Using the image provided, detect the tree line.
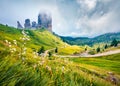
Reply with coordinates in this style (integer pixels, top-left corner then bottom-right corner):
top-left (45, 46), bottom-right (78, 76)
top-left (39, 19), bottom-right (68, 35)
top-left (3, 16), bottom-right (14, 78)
top-left (88, 39), bottom-right (120, 54)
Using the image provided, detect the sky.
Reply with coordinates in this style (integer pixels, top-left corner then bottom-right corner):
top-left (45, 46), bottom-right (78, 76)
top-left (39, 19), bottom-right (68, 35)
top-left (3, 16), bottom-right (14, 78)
top-left (0, 0), bottom-right (120, 37)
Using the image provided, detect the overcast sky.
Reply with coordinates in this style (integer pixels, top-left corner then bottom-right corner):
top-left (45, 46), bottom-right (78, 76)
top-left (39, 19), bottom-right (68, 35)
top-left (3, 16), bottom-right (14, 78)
top-left (0, 0), bottom-right (120, 37)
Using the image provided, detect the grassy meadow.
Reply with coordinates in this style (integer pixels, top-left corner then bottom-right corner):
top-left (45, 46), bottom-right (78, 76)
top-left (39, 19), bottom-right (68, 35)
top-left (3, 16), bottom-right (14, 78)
top-left (58, 45), bottom-right (84, 55)
top-left (70, 53), bottom-right (120, 74)
top-left (0, 24), bottom-right (120, 86)
top-left (70, 53), bottom-right (120, 85)
top-left (0, 24), bottom-right (65, 48)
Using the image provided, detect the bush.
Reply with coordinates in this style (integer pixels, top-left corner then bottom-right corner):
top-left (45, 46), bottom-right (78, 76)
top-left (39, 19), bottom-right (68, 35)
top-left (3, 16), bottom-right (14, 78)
top-left (38, 46), bottom-right (45, 55)
top-left (96, 47), bottom-right (100, 53)
top-left (55, 47), bottom-right (58, 53)
top-left (48, 52), bottom-right (52, 57)
top-left (88, 50), bottom-right (96, 55)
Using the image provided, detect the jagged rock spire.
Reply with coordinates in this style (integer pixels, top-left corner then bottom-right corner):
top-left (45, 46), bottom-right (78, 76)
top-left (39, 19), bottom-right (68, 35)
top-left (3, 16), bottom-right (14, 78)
top-left (17, 21), bottom-right (23, 29)
top-left (38, 12), bottom-right (52, 31)
top-left (32, 21), bottom-right (37, 28)
top-left (24, 19), bottom-right (31, 29)
top-left (17, 12), bottom-right (52, 32)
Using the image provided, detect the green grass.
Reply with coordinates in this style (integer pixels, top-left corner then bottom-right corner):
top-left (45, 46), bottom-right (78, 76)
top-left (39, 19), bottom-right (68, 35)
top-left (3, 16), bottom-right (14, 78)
top-left (0, 55), bottom-right (113, 86)
top-left (0, 24), bottom-right (65, 53)
top-left (58, 45), bottom-right (84, 55)
top-left (0, 24), bottom-right (83, 55)
top-left (70, 54), bottom-right (120, 86)
top-left (0, 24), bottom-right (118, 86)
top-left (70, 53), bottom-right (120, 74)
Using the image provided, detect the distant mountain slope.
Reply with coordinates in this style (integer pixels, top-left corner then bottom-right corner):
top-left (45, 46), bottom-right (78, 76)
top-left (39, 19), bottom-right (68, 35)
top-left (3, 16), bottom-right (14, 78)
top-left (0, 24), bottom-right (65, 52)
top-left (60, 32), bottom-right (120, 46)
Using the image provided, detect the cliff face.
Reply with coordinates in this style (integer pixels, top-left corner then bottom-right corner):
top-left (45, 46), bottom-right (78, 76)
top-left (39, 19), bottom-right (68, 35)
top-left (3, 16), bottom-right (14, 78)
top-left (38, 13), bottom-right (52, 32)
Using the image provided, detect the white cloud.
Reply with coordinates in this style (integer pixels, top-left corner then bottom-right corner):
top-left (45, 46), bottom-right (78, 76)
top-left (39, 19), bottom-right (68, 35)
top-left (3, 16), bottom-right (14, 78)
top-left (77, 0), bottom-right (97, 10)
top-left (84, 0), bottom-right (97, 10)
top-left (70, 31), bottom-right (88, 37)
top-left (75, 0), bottom-right (120, 37)
top-left (75, 10), bottom-right (120, 37)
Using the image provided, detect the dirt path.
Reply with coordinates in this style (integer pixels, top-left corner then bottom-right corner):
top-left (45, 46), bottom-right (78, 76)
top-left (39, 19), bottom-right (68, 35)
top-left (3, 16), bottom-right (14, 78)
top-left (82, 49), bottom-right (120, 57)
top-left (43, 48), bottom-right (55, 57)
top-left (54, 49), bottom-right (120, 58)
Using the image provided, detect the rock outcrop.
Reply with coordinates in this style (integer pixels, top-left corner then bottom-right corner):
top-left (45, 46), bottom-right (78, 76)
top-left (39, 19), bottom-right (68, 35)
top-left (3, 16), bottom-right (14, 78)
top-left (38, 13), bottom-right (52, 31)
top-left (24, 19), bottom-right (31, 29)
top-left (17, 12), bottom-right (52, 32)
top-left (17, 21), bottom-right (23, 29)
top-left (32, 21), bottom-right (37, 28)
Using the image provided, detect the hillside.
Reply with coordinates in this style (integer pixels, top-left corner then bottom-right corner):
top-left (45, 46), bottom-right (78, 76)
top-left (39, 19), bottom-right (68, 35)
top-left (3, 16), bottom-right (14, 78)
top-left (0, 24), bottom-right (84, 56)
top-left (70, 53), bottom-right (120, 77)
top-left (0, 24), bottom-right (66, 56)
top-left (70, 53), bottom-right (120, 85)
top-left (0, 24), bottom-right (119, 86)
top-left (60, 32), bottom-right (120, 46)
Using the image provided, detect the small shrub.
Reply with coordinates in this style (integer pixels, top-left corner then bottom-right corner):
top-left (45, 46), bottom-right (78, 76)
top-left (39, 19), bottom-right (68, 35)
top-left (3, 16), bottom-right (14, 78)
top-left (38, 46), bottom-right (45, 55)
top-left (96, 47), bottom-right (100, 53)
top-left (88, 50), bottom-right (96, 55)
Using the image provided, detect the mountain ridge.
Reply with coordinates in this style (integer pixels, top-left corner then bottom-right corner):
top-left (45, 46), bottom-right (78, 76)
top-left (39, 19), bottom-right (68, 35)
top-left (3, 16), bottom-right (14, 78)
top-left (60, 32), bottom-right (120, 46)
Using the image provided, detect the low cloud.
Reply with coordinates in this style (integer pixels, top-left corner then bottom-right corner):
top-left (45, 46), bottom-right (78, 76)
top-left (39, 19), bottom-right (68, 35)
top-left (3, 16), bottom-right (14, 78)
top-left (77, 0), bottom-right (97, 10)
top-left (75, 0), bottom-right (120, 37)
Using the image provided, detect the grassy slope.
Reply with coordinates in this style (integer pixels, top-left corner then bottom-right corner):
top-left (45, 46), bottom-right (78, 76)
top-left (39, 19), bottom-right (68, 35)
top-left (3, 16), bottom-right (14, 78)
top-left (0, 24), bottom-right (117, 86)
top-left (0, 24), bottom-right (84, 55)
top-left (70, 54), bottom-right (120, 86)
top-left (25, 29), bottom-right (66, 49)
top-left (70, 53), bottom-right (120, 74)
top-left (71, 54), bottom-right (120, 82)
top-left (58, 45), bottom-right (84, 55)
top-left (0, 24), bottom-right (65, 52)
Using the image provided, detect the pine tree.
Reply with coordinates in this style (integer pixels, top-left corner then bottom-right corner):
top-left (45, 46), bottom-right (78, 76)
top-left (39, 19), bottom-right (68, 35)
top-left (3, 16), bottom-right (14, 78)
top-left (85, 47), bottom-right (87, 51)
top-left (111, 39), bottom-right (118, 47)
top-left (96, 47), bottom-right (100, 53)
top-left (104, 44), bottom-right (108, 49)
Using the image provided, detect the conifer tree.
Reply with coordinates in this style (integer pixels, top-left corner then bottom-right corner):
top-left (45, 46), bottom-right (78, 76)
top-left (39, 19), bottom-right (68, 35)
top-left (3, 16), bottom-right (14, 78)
top-left (96, 47), bottom-right (100, 53)
top-left (111, 39), bottom-right (118, 47)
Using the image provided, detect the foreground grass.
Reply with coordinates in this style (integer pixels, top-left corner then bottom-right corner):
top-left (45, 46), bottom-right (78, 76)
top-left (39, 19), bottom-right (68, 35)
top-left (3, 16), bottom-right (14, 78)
top-left (0, 54), bottom-right (113, 86)
top-left (70, 54), bottom-right (120, 86)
